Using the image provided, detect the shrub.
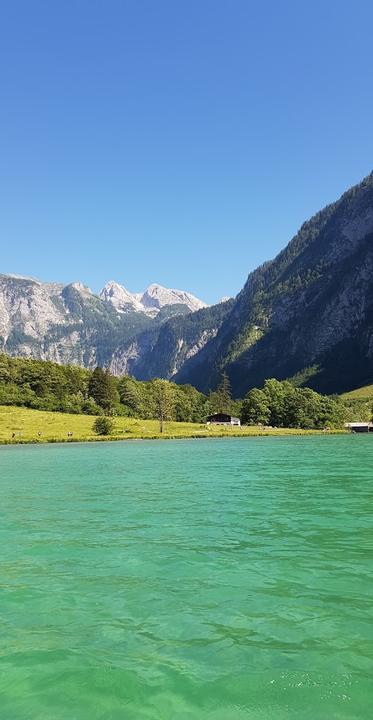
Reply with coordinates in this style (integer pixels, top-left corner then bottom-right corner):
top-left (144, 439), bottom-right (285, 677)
top-left (92, 416), bottom-right (114, 436)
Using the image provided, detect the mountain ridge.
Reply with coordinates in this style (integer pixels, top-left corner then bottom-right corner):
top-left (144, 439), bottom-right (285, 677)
top-left (2, 171), bottom-right (373, 396)
top-left (0, 273), bottom-right (221, 374)
top-left (176, 171), bottom-right (373, 395)
top-left (99, 280), bottom-right (207, 316)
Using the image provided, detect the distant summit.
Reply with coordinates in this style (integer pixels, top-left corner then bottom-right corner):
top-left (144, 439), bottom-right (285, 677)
top-left (99, 280), bottom-right (144, 314)
top-left (0, 273), bottom-right (214, 372)
top-left (99, 280), bottom-right (207, 315)
top-left (3, 172), bottom-right (373, 396)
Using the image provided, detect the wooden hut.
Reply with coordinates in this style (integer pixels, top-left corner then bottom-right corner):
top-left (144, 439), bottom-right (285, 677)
top-left (206, 413), bottom-right (241, 427)
top-left (345, 422), bottom-right (373, 433)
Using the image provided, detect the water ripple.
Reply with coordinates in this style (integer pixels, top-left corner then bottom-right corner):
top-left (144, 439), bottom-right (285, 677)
top-left (0, 436), bottom-right (372, 718)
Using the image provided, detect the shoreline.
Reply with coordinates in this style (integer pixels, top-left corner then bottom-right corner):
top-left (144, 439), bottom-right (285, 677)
top-left (0, 429), bottom-right (346, 447)
top-left (0, 404), bottom-right (347, 446)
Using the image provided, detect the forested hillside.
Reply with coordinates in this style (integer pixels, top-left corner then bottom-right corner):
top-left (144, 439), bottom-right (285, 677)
top-left (109, 300), bottom-right (234, 378)
top-left (177, 172), bottom-right (373, 396)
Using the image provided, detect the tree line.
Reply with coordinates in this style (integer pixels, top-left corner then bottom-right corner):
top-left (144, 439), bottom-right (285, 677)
top-left (0, 354), bottom-right (238, 424)
top-left (0, 353), bottom-right (367, 428)
top-left (241, 378), bottom-right (348, 429)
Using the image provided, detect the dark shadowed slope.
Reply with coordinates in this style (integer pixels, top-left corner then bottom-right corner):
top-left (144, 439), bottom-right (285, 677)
top-left (176, 172), bottom-right (373, 396)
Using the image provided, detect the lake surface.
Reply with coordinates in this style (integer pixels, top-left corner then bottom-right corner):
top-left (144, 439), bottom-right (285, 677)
top-left (1, 436), bottom-right (373, 719)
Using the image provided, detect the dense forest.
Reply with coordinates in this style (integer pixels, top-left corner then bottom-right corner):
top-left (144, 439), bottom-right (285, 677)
top-left (242, 379), bottom-right (349, 429)
top-left (0, 354), bottom-right (369, 428)
top-left (0, 354), bottom-right (241, 423)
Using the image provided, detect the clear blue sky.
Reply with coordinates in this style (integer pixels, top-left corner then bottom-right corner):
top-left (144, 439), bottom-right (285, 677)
top-left (1, 1), bottom-right (372, 304)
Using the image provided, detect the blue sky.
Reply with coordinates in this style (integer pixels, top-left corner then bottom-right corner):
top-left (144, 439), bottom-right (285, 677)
top-left (0, 1), bottom-right (372, 304)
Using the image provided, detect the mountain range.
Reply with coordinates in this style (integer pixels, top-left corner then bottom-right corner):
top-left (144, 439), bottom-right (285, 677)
top-left (0, 275), bottom-right (226, 374)
top-left (2, 171), bottom-right (373, 396)
top-left (99, 281), bottom-right (207, 316)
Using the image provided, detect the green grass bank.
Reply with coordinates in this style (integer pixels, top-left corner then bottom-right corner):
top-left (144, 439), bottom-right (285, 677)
top-left (0, 406), bottom-right (346, 445)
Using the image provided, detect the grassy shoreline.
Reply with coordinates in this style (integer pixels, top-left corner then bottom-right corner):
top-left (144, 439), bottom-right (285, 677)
top-left (0, 405), bottom-right (346, 445)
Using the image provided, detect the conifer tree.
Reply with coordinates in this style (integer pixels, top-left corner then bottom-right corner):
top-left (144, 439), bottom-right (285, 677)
top-left (209, 372), bottom-right (232, 413)
top-left (88, 367), bottom-right (117, 413)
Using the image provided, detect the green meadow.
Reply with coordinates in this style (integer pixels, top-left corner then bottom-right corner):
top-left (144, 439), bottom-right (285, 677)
top-left (0, 405), bottom-right (342, 445)
top-left (341, 384), bottom-right (373, 400)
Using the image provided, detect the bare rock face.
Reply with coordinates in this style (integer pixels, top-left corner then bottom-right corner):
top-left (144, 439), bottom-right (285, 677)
top-left (109, 334), bottom-right (154, 377)
top-left (99, 281), bottom-right (145, 314)
top-left (99, 280), bottom-right (207, 315)
top-left (0, 276), bottom-right (66, 347)
top-left (140, 284), bottom-right (207, 313)
top-left (0, 273), bottom-right (217, 378)
top-left (0, 276), bottom-right (114, 367)
top-left (108, 301), bottom-right (234, 380)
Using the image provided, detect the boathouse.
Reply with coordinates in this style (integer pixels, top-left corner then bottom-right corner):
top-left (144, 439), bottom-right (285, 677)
top-left (206, 413), bottom-right (241, 427)
top-left (345, 422), bottom-right (373, 433)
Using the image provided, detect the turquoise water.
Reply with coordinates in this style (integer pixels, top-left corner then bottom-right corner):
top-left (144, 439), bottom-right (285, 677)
top-left (0, 436), bottom-right (373, 719)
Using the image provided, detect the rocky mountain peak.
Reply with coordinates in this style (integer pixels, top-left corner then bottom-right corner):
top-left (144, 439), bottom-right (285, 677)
top-left (140, 283), bottom-right (207, 312)
top-left (70, 282), bottom-right (93, 296)
top-left (99, 280), bottom-right (207, 315)
top-left (0, 273), bottom-right (216, 374)
top-left (99, 281), bottom-right (144, 313)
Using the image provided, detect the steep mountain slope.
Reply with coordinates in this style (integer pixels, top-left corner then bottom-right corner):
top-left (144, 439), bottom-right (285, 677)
top-left (0, 276), bottom-right (153, 367)
top-left (176, 172), bottom-right (373, 396)
top-left (0, 274), bottom-right (213, 373)
top-left (109, 300), bottom-right (234, 379)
